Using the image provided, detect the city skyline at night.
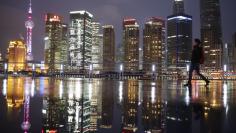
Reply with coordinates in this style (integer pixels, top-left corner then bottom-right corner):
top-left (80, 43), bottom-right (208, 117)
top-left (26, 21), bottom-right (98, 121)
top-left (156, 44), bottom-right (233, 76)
top-left (0, 0), bottom-right (235, 61)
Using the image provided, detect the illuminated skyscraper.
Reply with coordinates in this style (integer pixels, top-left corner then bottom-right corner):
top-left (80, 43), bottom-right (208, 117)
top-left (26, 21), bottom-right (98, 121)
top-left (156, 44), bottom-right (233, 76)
top-left (69, 11), bottom-right (93, 71)
top-left (44, 13), bottom-right (67, 71)
top-left (7, 40), bottom-right (26, 72)
top-left (200, 0), bottom-right (223, 69)
top-left (25, 0), bottom-right (34, 61)
top-left (92, 22), bottom-right (103, 72)
top-left (123, 18), bottom-right (139, 72)
top-left (103, 25), bottom-right (115, 71)
top-left (143, 17), bottom-right (165, 72)
top-left (167, 0), bottom-right (192, 67)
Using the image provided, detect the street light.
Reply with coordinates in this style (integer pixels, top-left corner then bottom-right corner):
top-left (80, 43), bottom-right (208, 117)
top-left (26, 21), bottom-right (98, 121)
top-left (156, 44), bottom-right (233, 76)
top-left (4, 63), bottom-right (8, 70)
top-left (89, 64), bottom-right (93, 80)
top-left (224, 64), bottom-right (227, 72)
top-left (152, 64), bottom-right (156, 72)
top-left (120, 64), bottom-right (123, 72)
top-left (89, 64), bottom-right (93, 72)
top-left (32, 64), bottom-right (35, 71)
top-left (120, 64), bottom-right (123, 80)
top-left (186, 64), bottom-right (190, 72)
top-left (60, 64), bottom-right (64, 73)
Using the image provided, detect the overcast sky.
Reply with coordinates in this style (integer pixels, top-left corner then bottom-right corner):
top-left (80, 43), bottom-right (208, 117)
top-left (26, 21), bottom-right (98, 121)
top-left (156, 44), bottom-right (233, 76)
top-left (0, 0), bottom-right (235, 61)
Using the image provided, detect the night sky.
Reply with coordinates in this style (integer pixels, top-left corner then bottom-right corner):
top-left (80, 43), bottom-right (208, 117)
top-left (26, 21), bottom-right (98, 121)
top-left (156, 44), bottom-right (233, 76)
top-left (0, 0), bottom-right (236, 61)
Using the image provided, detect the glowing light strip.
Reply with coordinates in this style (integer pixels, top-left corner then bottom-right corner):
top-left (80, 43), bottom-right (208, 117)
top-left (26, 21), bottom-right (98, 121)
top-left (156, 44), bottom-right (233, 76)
top-left (168, 16), bottom-right (192, 21)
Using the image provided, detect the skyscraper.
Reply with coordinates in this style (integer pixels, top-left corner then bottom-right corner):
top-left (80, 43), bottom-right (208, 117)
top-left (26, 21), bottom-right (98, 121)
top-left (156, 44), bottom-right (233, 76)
top-left (69, 11), bottom-right (93, 72)
top-left (25, 0), bottom-right (34, 61)
top-left (143, 17), bottom-right (165, 72)
top-left (103, 25), bottom-right (115, 72)
top-left (167, 0), bottom-right (192, 67)
top-left (123, 18), bottom-right (139, 72)
top-left (92, 22), bottom-right (103, 72)
top-left (7, 40), bottom-right (26, 72)
top-left (200, 0), bottom-right (223, 69)
top-left (61, 24), bottom-right (69, 65)
top-left (44, 13), bottom-right (67, 71)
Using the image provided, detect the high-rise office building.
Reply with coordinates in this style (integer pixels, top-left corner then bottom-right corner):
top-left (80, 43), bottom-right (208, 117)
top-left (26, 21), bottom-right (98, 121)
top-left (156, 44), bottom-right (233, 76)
top-left (200, 0), bottom-right (223, 69)
top-left (44, 13), bottom-right (67, 71)
top-left (123, 18), bottom-right (139, 72)
top-left (61, 24), bottom-right (69, 65)
top-left (143, 17), bottom-right (165, 72)
top-left (7, 40), bottom-right (26, 72)
top-left (92, 22), bottom-right (103, 72)
top-left (103, 25), bottom-right (115, 72)
top-left (167, 0), bottom-right (192, 67)
top-left (69, 11), bottom-right (93, 71)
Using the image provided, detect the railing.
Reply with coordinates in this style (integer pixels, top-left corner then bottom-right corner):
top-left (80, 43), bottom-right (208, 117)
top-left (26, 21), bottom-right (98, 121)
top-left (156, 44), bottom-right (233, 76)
top-left (0, 61), bottom-right (236, 80)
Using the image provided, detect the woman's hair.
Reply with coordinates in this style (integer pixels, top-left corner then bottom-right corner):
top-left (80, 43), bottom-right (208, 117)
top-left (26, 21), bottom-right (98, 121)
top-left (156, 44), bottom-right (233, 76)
top-left (194, 38), bottom-right (201, 45)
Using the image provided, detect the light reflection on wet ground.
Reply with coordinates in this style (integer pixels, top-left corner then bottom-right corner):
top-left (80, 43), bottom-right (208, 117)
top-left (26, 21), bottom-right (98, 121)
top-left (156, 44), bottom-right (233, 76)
top-left (0, 77), bottom-right (236, 133)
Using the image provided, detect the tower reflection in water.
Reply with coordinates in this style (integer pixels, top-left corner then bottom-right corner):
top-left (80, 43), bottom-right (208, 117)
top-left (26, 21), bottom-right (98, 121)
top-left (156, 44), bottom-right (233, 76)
top-left (1, 77), bottom-right (35, 132)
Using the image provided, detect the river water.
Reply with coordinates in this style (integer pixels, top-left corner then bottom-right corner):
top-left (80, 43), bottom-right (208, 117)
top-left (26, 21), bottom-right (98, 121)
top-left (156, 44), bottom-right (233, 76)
top-left (0, 77), bottom-right (236, 133)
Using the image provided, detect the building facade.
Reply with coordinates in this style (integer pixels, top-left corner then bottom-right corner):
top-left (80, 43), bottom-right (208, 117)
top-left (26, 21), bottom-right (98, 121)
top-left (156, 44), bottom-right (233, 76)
top-left (7, 40), bottom-right (26, 72)
top-left (92, 22), bottom-right (103, 72)
top-left (68, 11), bottom-right (93, 72)
top-left (143, 17), bottom-right (165, 72)
top-left (123, 18), bottom-right (139, 72)
top-left (167, 0), bottom-right (192, 68)
top-left (44, 13), bottom-right (67, 71)
top-left (200, 0), bottom-right (223, 69)
top-left (103, 25), bottom-right (115, 72)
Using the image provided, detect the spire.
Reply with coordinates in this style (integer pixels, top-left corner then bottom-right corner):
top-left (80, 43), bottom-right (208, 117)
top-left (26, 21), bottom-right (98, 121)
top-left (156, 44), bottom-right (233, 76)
top-left (28, 0), bottom-right (32, 14)
top-left (173, 0), bottom-right (185, 14)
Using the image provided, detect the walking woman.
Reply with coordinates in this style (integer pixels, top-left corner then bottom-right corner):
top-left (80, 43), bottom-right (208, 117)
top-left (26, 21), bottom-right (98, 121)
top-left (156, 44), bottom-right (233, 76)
top-left (184, 38), bottom-right (210, 86)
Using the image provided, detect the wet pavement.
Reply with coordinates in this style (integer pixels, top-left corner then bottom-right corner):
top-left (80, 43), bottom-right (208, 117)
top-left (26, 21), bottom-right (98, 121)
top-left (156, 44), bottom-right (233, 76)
top-left (0, 77), bottom-right (236, 133)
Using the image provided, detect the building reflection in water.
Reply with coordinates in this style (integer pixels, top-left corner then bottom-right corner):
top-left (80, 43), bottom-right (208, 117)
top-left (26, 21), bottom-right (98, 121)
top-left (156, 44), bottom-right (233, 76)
top-left (1, 77), bottom-right (236, 132)
top-left (7, 78), bottom-right (24, 109)
top-left (100, 80), bottom-right (114, 129)
top-left (122, 80), bottom-right (139, 132)
top-left (42, 78), bottom-right (96, 133)
top-left (142, 81), bottom-right (164, 133)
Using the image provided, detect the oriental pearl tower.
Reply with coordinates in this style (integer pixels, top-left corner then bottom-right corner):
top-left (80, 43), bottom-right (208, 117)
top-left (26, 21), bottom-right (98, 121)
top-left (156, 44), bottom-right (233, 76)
top-left (25, 0), bottom-right (34, 61)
